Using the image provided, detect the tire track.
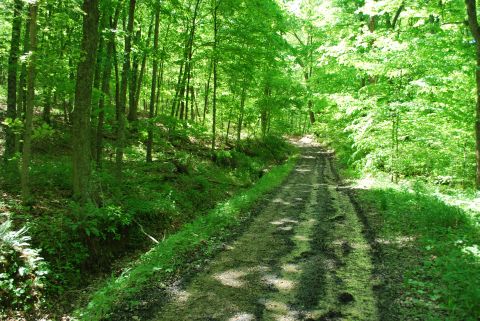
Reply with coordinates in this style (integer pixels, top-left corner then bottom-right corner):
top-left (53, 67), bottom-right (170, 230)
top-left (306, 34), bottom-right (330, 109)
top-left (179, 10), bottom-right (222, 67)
top-left (146, 143), bottom-right (379, 321)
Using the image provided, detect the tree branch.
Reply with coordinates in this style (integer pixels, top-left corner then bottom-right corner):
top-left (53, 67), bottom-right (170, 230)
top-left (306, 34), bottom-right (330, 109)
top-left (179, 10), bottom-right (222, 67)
top-left (292, 30), bottom-right (305, 47)
top-left (391, 2), bottom-right (405, 29)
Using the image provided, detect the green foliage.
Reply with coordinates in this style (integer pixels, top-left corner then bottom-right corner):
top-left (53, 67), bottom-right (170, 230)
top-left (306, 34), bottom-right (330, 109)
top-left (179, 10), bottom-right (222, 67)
top-left (29, 157), bottom-right (73, 192)
top-left (32, 123), bottom-right (55, 141)
top-left (3, 0), bottom-right (478, 317)
top-left (0, 219), bottom-right (48, 318)
top-left (69, 202), bottom-right (132, 240)
top-left (301, 0), bottom-right (476, 187)
top-left (238, 135), bottom-right (294, 164)
top-left (2, 117), bottom-right (24, 135)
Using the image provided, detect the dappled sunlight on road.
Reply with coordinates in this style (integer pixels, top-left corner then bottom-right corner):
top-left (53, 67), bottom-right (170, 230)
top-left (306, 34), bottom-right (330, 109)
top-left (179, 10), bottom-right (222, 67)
top-left (227, 312), bottom-right (255, 321)
top-left (262, 274), bottom-right (296, 291)
top-left (272, 198), bottom-right (291, 205)
top-left (213, 269), bottom-right (248, 288)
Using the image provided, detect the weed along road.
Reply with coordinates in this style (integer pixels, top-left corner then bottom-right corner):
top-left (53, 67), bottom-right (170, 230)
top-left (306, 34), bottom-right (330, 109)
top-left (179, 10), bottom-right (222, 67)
top-left (150, 140), bottom-right (378, 321)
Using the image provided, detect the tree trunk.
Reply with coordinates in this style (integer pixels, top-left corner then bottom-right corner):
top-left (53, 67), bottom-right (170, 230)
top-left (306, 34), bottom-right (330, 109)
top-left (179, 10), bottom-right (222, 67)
top-left (184, 0), bottom-right (201, 123)
top-left (369, 15), bottom-right (376, 32)
top-left (96, 5), bottom-right (121, 168)
top-left (18, 18), bottom-right (30, 128)
top-left (212, 0), bottom-right (218, 152)
top-left (146, 6), bottom-right (160, 163)
top-left (42, 90), bottom-right (51, 125)
top-left (203, 60), bottom-right (212, 125)
top-left (155, 62), bottom-right (164, 115)
top-left (156, 23), bottom-right (172, 115)
top-left (466, 0), bottom-right (480, 188)
top-left (185, 67), bottom-right (191, 122)
top-left (133, 17), bottom-right (154, 116)
top-left (21, 3), bottom-right (38, 203)
top-left (308, 102), bottom-right (315, 124)
top-left (172, 25), bottom-right (191, 119)
top-left (236, 84), bottom-right (247, 146)
top-left (128, 29), bottom-right (142, 123)
top-left (113, 44), bottom-right (120, 119)
top-left (261, 86), bottom-right (270, 138)
top-left (191, 86), bottom-right (199, 121)
top-left (177, 68), bottom-right (187, 120)
top-left (171, 61), bottom-right (184, 117)
top-left (391, 3), bottom-right (404, 29)
top-left (71, 0), bottom-right (100, 203)
top-left (4, 0), bottom-right (23, 160)
top-left (90, 17), bottom-right (106, 161)
top-left (116, 0), bottom-right (136, 177)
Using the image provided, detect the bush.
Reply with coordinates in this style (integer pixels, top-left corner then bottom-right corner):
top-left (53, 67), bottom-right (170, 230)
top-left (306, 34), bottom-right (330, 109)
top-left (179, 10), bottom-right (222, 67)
top-left (0, 220), bottom-right (48, 318)
top-left (237, 135), bottom-right (293, 164)
top-left (68, 202), bottom-right (133, 241)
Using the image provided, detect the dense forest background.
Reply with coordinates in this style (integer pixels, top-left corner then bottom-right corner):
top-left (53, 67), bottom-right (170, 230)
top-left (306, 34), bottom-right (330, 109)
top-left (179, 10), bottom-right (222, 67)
top-left (1, 0), bottom-right (480, 319)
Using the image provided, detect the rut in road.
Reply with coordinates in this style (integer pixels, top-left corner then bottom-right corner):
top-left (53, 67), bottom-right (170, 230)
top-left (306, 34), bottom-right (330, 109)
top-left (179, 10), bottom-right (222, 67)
top-left (151, 144), bottom-right (378, 321)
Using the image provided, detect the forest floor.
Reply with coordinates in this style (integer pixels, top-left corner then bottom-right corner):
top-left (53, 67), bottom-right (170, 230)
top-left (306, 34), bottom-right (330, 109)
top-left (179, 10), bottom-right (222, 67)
top-left (112, 138), bottom-right (381, 321)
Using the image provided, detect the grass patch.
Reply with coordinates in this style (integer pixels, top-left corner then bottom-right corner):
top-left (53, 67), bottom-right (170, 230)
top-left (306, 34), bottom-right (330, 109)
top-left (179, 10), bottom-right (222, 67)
top-left (74, 155), bottom-right (297, 321)
top-left (357, 185), bottom-right (480, 321)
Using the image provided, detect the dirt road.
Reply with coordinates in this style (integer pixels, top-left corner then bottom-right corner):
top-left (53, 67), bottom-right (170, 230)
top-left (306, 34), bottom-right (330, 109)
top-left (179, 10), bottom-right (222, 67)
top-left (150, 142), bottom-right (378, 321)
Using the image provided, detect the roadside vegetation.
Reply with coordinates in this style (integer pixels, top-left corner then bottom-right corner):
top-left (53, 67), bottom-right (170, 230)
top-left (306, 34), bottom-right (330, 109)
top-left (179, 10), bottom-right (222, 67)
top-left (356, 183), bottom-right (480, 321)
top-left (0, 128), bottom-right (294, 319)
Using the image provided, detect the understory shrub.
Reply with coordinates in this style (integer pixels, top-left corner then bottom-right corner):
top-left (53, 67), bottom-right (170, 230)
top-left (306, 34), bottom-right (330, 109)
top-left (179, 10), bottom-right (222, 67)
top-left (0, 219), bottom-right (48, 318)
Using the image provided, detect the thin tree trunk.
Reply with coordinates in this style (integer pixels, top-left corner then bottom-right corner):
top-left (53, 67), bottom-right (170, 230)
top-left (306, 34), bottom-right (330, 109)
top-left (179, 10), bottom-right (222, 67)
top-left (302, 31), bottom-right (315, 125)
top-left (177, 68), bottom-right (187, 119)
top-left (236, 84), bottom-right (247, 146)
top-left (391, 2), bottom-right (404, 29)
top-left (133, 16), bottom-right (154, 115)
top-left (185, 66), bottom-right (192, 122)
top-left (171, 61), bottom-right (184, 117)
top-left (156, 22), bottom-right (171, 115)
top-left (192, 86), bottom-right (199, 121)
top-left (172, 25), bottom-right (191, 119)
top-left (113, 44), bottom-right (120, 120)
top-left (90, 17), bottom-right (106, 160)
top-left (155, 64), bottom-right (163, 116)
top-left (42, 90), bottom-right (51, 125)
top-left (72, 0), bottom-right (100, 203)
top-left (179, 100), bottom-right (185, 120)
top-left (66, 57), bottom-right (75, 124)
top-left (261, 86), bottom-right (270, 138)
top-left (4, 0), bottom-right (23, 160)
top-left (128, 28), bottom-right (142, 123)
top-left (18, 18), bottom-right (30, 128)
top-left (211, 0), bottom-right (218, 152)
top-left (96, 5), bottom-right (121, 168)
top-left (369, 15), bottom-right (376, 32)
top-left (308, 101), bottom-right (315, 124)
top-left (466, 0), bottom-right (480, 188)
top-left (116, 0), bottom-right (136, 177)
top-left (21, 3), bottom-right (39, 203)
top-left (146, 5), bottom-right (160, 163)
top-left (203, 60), bottom-right (212, 125)
top-left (183, 0), bottom-right (201, 122)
